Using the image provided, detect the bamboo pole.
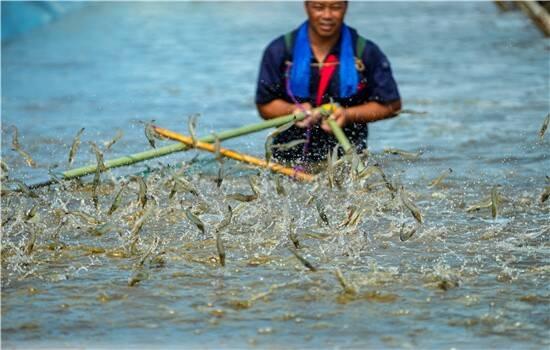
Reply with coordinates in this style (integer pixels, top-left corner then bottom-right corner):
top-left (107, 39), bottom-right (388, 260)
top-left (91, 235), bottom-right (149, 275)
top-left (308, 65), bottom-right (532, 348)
top-left (326, 118), bottom-right (366, 173)
top-left (516, 1), bottom-right (550, 37)
top-left (153, 126), bottom-right (314, 182)
top-left (28, 104), bottom-right (336, 187)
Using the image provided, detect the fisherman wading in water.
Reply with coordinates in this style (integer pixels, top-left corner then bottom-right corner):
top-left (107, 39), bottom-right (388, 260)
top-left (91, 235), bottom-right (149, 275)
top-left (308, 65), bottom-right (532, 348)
top-left (256, 0), bottom-right (401, 165)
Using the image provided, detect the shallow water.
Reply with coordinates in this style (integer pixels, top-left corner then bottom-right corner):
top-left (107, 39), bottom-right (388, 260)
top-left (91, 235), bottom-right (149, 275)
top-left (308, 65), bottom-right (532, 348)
top-left (1, 2), bottom-right (549, 349)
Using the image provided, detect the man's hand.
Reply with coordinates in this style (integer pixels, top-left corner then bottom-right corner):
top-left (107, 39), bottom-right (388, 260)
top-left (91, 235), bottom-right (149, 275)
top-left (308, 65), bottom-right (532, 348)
top-left (295, 103), bottom-right (322, 128)
top-left (321, 106), bottom-right (348, 133)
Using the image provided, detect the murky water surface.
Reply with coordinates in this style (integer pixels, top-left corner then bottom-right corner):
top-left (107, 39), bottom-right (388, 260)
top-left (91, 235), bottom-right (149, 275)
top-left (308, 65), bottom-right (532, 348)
top-left (2, 2), bottom-right (549, 349)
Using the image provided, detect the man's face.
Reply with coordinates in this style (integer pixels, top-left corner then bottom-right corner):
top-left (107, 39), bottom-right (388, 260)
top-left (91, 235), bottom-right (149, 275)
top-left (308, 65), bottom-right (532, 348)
top-left (305, 1), bottom-right (347, 39)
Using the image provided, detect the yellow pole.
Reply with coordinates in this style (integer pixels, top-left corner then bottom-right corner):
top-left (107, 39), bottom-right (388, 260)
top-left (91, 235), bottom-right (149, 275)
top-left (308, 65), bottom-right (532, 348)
top-left (153, 126), bottom-right (315, 182)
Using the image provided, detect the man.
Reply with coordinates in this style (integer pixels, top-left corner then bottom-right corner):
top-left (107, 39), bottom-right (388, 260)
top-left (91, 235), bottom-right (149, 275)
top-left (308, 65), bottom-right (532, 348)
top-left (255, 0), bottom-right (401, 164)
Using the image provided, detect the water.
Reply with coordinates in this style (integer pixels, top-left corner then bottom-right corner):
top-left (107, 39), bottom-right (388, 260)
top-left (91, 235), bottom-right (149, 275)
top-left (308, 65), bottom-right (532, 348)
top-left (2, 2), bottom-right (549, 349)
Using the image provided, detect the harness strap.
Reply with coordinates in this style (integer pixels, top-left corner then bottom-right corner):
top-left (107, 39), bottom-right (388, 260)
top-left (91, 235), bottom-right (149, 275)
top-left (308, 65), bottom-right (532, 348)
top-left (316, 54), bottom-right (338, 106)
top-left (284, 31), bottom-right (367, 61)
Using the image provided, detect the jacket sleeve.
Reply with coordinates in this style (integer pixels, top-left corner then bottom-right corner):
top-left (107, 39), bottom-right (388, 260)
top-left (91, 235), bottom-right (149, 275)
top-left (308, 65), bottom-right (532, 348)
top-left (255, 36), bottom-right (287, 105)
top-left (363, 41), bottom-right (400, 104)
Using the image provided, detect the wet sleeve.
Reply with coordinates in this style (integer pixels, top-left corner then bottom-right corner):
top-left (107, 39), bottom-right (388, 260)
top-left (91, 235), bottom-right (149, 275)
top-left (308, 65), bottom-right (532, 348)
top-left (364, 42), bottom-right (400, 104)
top-left (255, 37), bottom-right (287, 105)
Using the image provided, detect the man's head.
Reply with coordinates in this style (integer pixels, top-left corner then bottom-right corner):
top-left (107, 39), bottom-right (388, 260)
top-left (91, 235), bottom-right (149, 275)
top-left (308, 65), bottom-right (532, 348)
top-left (305, 1), bottom-right (347, 40)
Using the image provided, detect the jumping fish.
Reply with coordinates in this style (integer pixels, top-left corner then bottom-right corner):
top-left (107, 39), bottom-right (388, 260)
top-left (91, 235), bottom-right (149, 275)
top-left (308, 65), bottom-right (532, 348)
top-left (169, 172), bottom-right (199, 198)
top-left (288, 217), bottom-right (299, 249)
top-left (400, 188), bottom-right (423, 224)
top-left (24, 232), bottom-right (37, 255)
top-left (138, 236), bottom-right (159, 266)
top-left (108, 184), bottom-right (126, 215)
top-left (216, 231), bottom-right (225, 267)
top-left (90, 142), bottom-right (106, 208)
top-left (216, 205), bottom-right (233, 232)
top-left (271, 139), bottom-right (307, 151)
top-left (215, 163), bottom-right (224, 188)
top-left (334, 268), bottom-right (357, 295)
top-left (184, 207), bottom-right (205, 234)
top-left (188, 114), bottom-right (199, 147)
top-left (1, 160), bottom-right (9, 180)
top-left (399, 223), bottom-right (418, 242)
top-left (274, 175), bottom-right (286, 196)
top-left (540, 113), bottom-right (549, 140)
top-left (265, 119), bottom-right (296, 164)
top-left (225, 193), bottom-right (257, 202)
top-left (289, 247), bottom-right (317, 272)
top-left (130, 206), bottom-right (153, 237)
top-left (213, 133), bottom-right (222, 162)
top-left (104, 130), bottom-right (123, 150)
top-left (315, 199), bottom-right (329, 226)
top-left (132, 176), bottom-right (148, 208)
top-left (373, 164), bottom-right (397, 195)
top-left (143, 120), bottom-right (160, 148)
top-left (7, 179), bottom-right (39, 198)
top-left (128, 270), bottom-right (149, 287)
top-left (68, 210), bottom-right (101, 225)
top-left (541, 186), bottom-right (550, 203)
top-left (429, 168), bottom-right (453, 188)
top-left (491, 186), bottom-right (498, 219)
top-left (68, 128), bottom-right (85, 166)
top-left (11, 126), bottom-right (36, 167)
top-left (383, 148), bottom-right (422, 160)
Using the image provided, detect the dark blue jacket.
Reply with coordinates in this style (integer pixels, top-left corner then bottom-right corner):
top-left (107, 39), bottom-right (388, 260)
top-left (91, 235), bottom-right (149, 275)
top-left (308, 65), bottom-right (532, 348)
top-left (256, 25), bottom-right (400, 162)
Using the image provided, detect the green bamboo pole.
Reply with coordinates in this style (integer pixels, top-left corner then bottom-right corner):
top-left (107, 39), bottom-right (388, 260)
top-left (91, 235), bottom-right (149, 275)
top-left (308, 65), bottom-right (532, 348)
top-left (326, 119), bottom-right (366, 173)
top-left (31, 104), bottom-right (336, 187)
top-left (326, 119), bottom-right (353, 153)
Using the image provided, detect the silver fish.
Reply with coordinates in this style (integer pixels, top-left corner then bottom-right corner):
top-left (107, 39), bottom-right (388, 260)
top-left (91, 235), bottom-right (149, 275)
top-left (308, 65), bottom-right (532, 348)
top-left (11, 126), bottom-right (37, 167)
top-left (216, 231), bottom-right (225, 267)
top-left (68, 210), bottom-right (101, 225)
top-left (108, 184), bottom-right (126, 215)
top-left (7, 179), bottom-right (39, 198)
top-left (265, 119), bottom-right (296, 164)
top-left (334, 268), bottom-right (357, 295)
top-left (400, 188), bottom-right (423, 224)
top-left (216, 205), bottom-right (233, 232)
top-left (315, 199), bottom-right (329, 226)
top-left (274, 176), bottom-right (286, 196)
top-left (271, 139), bottom-right (307, 151)
top-left (289, 247), bottom-right (317, 272)
top-left (374, 164), bottom-right (397, 196)
top-left (215, 163), bottom-right (224, 188)
top-left (188, 114), bottom-right (199, 147)
top-left (90, 142), bottom-right (105, 208)
top-left (169, 172), bottom-right (199, 198)
top-left (541, 186), bottom-right (550, 203)
top-left (128, 270), bottom-right (149, 287)
top-left (24, 232), bottom-right (37, 255)
top-left (138, 236), bottom-right (159, 266)
top-left (429, 168), bottom-right (452, 188)
top-left (540, 113), bottom-right (549, 140)
top-left (184, 207), bottom-right (205, 234)
top-left (383, 148), bottom-right (422, 160)
top-left (130, 206), bottom-right (153, 237)
top-left (143, 120), bottom-right (159, 148)
top-left (226, 193), bottom-right (257, 202)
top-left (288, 218), bottom-right (300, 249)
top-left (132, 176), bottom-right (147, 208)
top-left (213, 133), bottom-right (223, 162)
top-left (104, 130), bottom-right (123, 150)
top-left (68, 128), bottom-right (85, 166)
top-left (88, 222), bottom-right (119, 237)
top-left (24, 203), bottom-right (39, 222)
top-left (465, 198), bottom-right (492, 212)
top-left (491, 186), bottom-right (498, 219)
top-left (399, 223), bottom-right (418, 242)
